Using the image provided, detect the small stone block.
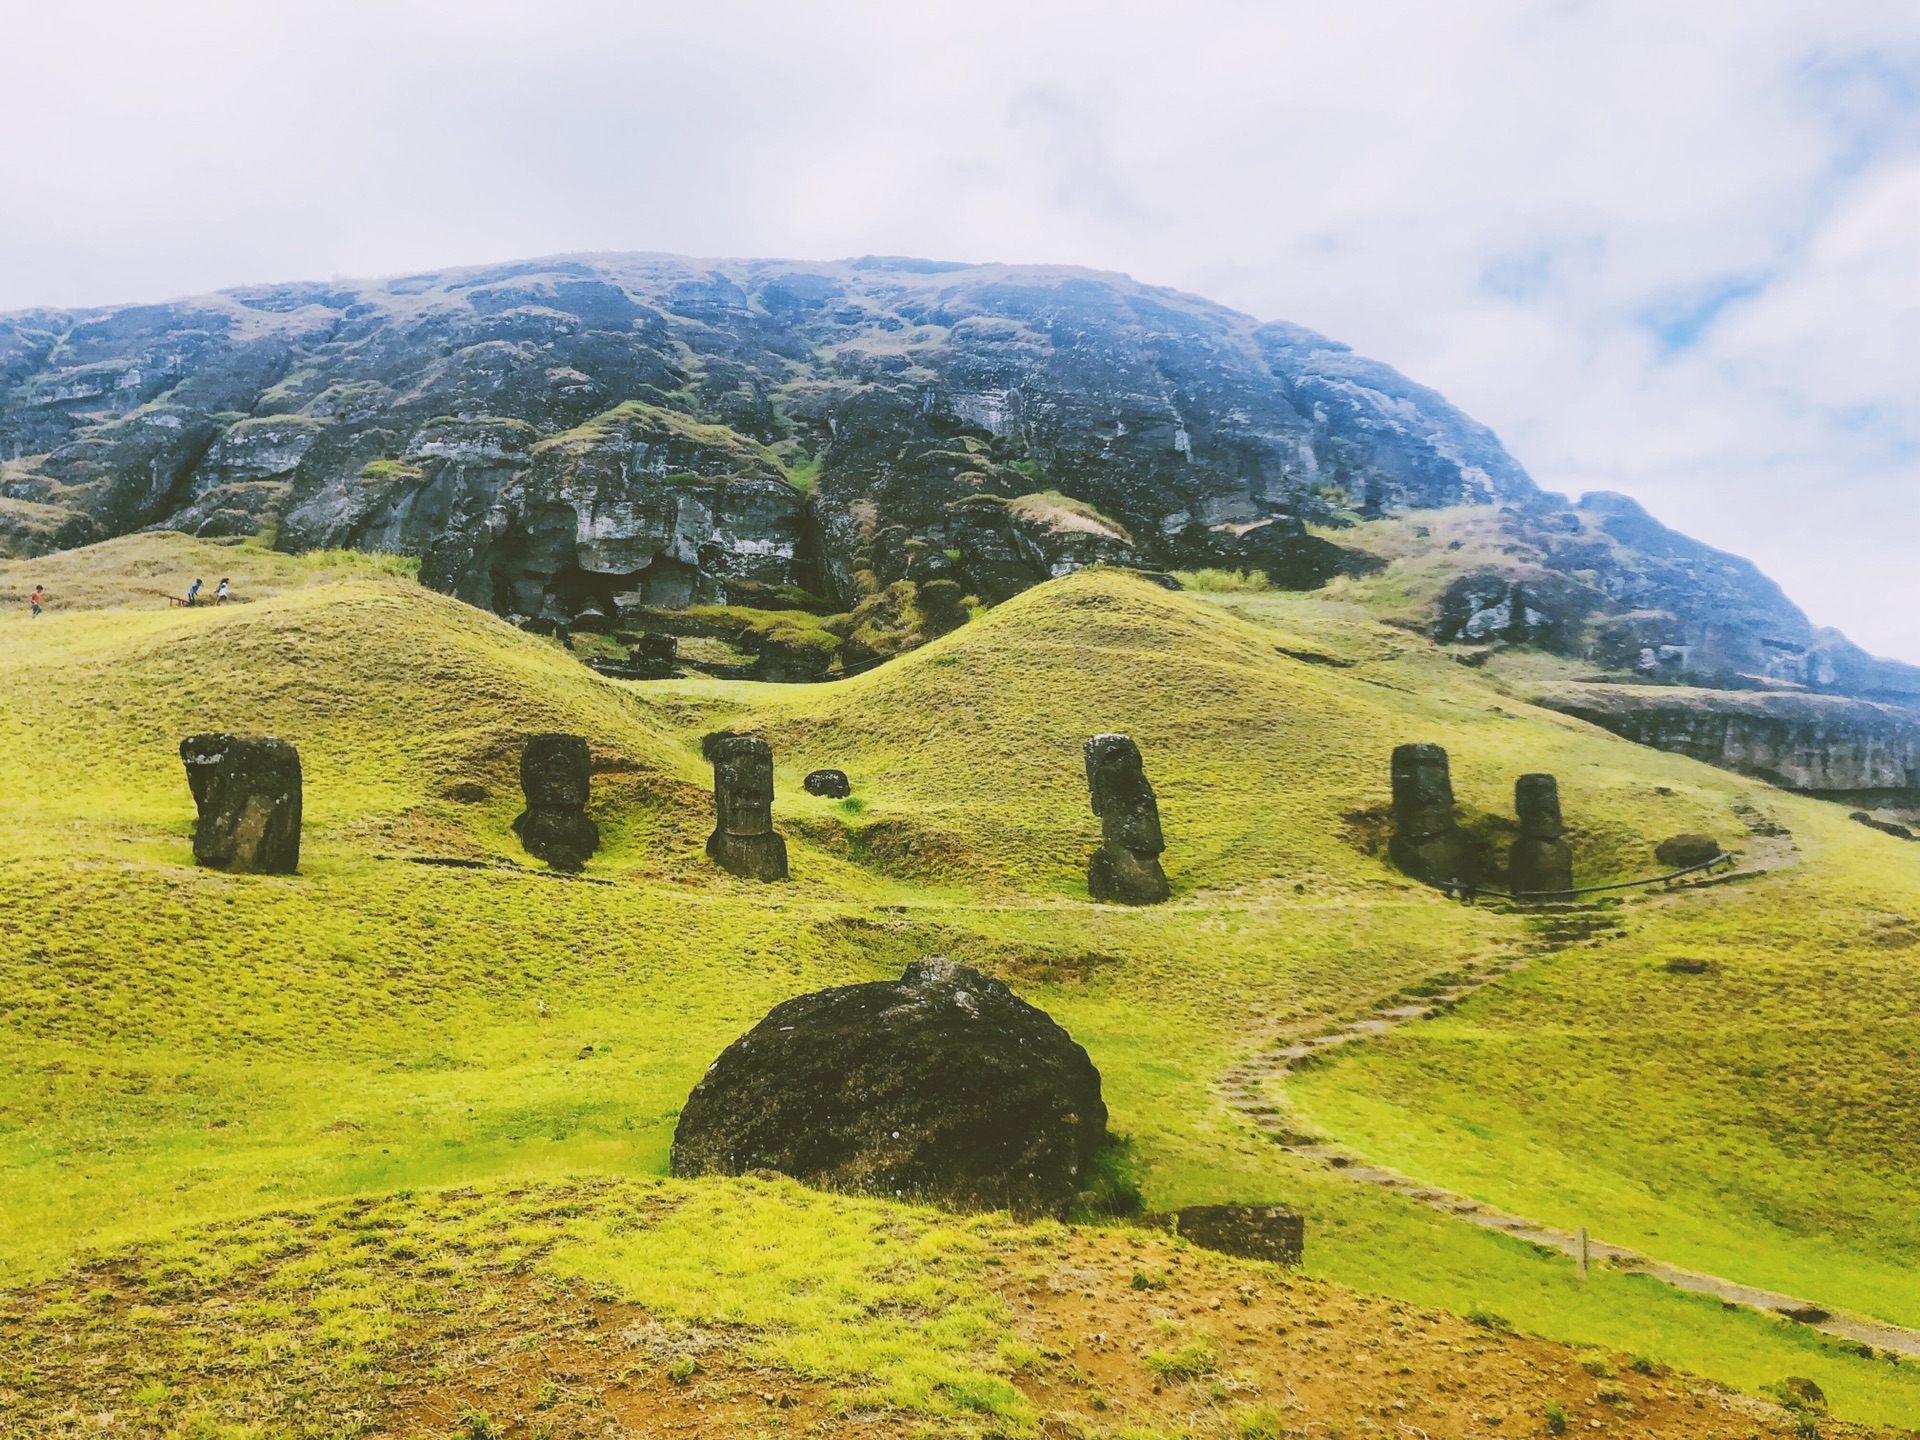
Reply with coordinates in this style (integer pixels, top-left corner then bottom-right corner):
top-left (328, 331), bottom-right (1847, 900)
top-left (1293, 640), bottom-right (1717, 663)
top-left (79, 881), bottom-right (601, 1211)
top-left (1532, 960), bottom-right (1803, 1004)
top-left (1172, 1204), bottom-right (1305, 1267)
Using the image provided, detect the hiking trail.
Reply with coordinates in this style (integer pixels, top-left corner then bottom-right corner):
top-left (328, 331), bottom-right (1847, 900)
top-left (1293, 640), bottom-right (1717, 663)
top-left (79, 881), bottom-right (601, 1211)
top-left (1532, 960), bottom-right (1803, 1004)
top-left (1219, 826), bottom-right (1920, 1360)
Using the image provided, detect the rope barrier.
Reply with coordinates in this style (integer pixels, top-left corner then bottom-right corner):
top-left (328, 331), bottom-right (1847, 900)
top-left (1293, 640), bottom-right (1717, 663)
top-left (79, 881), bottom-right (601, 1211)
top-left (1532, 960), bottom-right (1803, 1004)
top-left (1443, 850), bottom-right (1739, 904)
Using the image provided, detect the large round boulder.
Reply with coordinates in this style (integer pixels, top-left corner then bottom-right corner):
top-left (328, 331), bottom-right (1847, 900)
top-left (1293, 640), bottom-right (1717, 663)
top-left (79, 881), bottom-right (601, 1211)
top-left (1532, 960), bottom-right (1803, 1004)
top-left (671, 958), bottom-right (1106, 1214)
top-left (1655, 833), bottom-right (1722, 869)
top-left (803, 767), bottom-right (852, 799)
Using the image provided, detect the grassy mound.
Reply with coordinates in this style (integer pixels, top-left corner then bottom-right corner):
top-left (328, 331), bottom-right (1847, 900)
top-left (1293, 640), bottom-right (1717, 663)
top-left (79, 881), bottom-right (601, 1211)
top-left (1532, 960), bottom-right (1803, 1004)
top-left (3, 534), bottom-right (1920, 1427)
top-left (0, 1176), bottom-right (1880, 1440)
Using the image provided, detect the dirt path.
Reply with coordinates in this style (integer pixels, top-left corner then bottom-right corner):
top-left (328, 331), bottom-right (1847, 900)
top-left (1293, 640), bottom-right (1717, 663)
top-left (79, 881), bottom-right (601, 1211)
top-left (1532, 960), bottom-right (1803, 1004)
top-left (1220, 835), bottom-right (1920, 1361)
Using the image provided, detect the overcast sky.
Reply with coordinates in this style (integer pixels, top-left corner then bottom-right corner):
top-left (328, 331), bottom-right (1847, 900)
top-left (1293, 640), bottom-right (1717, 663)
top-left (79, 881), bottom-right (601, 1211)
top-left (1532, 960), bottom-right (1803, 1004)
top-left (4, 1), bottom-right (1917, 658)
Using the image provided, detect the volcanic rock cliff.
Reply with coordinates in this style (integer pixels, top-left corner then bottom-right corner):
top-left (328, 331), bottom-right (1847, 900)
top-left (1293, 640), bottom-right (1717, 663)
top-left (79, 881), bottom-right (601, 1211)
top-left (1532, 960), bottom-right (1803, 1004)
top-left (0, 255), bottom-right (1529, 630)
top-left (4, 252), bottom-right (1916, 754)
top-left (1416, 491), bottom-right (1920, 704)
top-left (1536, 685), bottom-right (1920, 796)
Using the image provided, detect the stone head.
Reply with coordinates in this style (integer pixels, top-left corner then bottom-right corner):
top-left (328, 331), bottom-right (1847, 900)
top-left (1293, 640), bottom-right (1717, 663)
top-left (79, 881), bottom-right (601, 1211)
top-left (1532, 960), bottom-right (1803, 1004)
top-left (178, 732), bottom-right (303, 875)
top-left (520, 733), bottom-right (591, 808)
top-left (179, 732), bottom-right (301, 807)
top-left (703, 732), bottom-right (775, 836)
top-left (1390, 743), bottom-right (1455, 837)
top-left (1084, 733), bottom-right (1164, 856)
top-left (1515, 772), bottom-right (1563, 838)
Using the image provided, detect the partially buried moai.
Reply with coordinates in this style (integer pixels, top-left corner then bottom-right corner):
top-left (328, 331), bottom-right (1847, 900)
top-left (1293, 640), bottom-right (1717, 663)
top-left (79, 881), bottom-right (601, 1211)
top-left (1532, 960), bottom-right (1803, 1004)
top-left (1508, 772), bottom-right (1573, 896)
top-left (703, 732), bottom-right (788, 881)
top-left (512, 733), bottom-right (599, 872)
top-left (1084, 733), bottom-right (1170, 905)
top-left (1388, 742), bottom-right (1466, 886)
top-left (179, 733), bottom-right (302, 874)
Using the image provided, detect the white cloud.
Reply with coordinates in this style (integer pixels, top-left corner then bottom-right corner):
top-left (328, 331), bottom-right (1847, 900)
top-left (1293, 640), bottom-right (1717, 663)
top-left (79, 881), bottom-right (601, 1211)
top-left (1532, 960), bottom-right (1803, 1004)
top-left (2, 0), bottom-right (1916, 656)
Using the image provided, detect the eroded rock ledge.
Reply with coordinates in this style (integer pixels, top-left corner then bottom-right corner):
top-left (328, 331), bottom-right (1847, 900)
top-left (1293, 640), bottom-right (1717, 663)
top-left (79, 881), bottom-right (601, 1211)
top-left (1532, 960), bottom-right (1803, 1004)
top-left (1539, 684), bottom-right (1920, 796)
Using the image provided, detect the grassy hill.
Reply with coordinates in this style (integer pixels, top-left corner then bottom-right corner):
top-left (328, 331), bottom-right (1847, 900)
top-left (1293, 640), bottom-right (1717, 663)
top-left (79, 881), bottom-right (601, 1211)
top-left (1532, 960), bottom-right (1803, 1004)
top-left (2, 534), bottom-right (1917, 1433)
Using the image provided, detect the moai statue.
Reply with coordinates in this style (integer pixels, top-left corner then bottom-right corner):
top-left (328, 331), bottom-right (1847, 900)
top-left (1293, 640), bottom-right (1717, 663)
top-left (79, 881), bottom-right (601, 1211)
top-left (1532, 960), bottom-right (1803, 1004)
top-left (512, 733), bottom-right (599, 872)
top-left (1388, 742), bottom-right (1467, 886)
top-left (703, 732), bottom-right (789, 880)
top-left (1084, 733), bottom-right (1170, 905)
top-left (179, 733), bottom-right (302, 874)
top-left (1509, 772), bottom-right (1573, 896)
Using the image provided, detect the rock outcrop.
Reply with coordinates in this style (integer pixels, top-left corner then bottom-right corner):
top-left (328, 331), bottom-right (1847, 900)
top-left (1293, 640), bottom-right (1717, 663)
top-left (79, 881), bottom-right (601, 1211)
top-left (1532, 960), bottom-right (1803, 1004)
top-left (670, 957), bottom-right (1106, 1214)
top-left (1851, 811), bottom-right (1915, 841)
top-left (1538, 685), bottom-right (1920, 796)
top-left (1426, 493), bottom-right (1920, 701)
top-left (179, 733), bottom-right (302, 873)
top-left (803, 767), bottom-right (851, 799)
top-left (1388, 743), bottom-right (1466, 886)
top-left (0, 256), bottom-right (1532, 641)
top-left (702, 732), bottom-right (787, 880)
top-left (1655, 833), bottom-right (1723, 869)
top-left (423, 402), bottom-right (812, 625)
top-left (1508, 773), bottom-right (1572, 895)
top-left (1169, 1205), bottom-right (1305, 1268)
top-left (10, 254), bottom-right (1914, 700)
top-left (511, 733), bottom-right (598, 871)
top-left (1084, 734), bottom-right (1170, 904)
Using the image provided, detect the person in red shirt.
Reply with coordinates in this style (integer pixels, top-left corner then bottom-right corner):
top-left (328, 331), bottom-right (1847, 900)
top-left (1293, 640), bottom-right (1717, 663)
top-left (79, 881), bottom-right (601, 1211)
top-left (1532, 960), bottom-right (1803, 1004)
top-left (29, 585), bottom-right (44, 618)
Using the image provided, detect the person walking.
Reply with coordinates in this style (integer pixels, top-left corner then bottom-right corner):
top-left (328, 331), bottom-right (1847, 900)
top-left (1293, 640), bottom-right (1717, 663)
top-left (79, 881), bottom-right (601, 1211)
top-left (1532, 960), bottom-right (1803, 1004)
top-left (186, 578), bottom-right (202, 606)
top-left (215, 577), bottom-right (230, 604)
top-left (29, 585), bottom-right (44, 618)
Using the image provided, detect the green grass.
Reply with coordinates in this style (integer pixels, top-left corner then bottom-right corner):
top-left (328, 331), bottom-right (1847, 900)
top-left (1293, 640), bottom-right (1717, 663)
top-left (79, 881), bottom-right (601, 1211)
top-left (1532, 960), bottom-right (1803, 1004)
top-left (1005, 490), bottom-right (1132, 544)
top-left (2, 533), bottom-right (1919, 1427)
top-left (785, 454), bottom-right (821, 493)
top-left (549, 1180), bottom-right (1023, 1415)
top-left (535, 400), bottom-right (792, 487)
top-left (1288, 801), bottom-right (1920, 1327)
top-left (680, 603), bottom-right (844, 655)
top-left (0, 1177), bottom-right (1041, 1436)
top-left (1142, 1331), bottom-right (1221, 1380)
top-left (1170, 568), bottom-right (1276, 593)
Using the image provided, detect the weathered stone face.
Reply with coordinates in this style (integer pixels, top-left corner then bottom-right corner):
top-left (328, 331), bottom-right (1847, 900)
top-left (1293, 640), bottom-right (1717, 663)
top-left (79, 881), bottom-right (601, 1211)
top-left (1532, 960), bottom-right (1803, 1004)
top-left (1508, 841), bottom-right (1573, 895)
top-left (702, 732), bottom-right (788, 880)
top-left (520, 732), bottom-right (590, 808)
top-left (670, 957), bottom-right (1107, 1215)
top-left (1084, 733), bottom-right (1169, 904)
top-left (511, 733), bottom-right (598, 871)
top-left (1508, 772), bottom-right (1572, 894)
top-left (1086, 734), bottom-right (1165, 855)
top-left (1515, 773), bottom-right (1563, 838)
top-left (179, 733), bottom-right (302, 874)
top-left (706, 733), bottom-right (774, 835)
top-left (1388, 743), bottom-right (1466, 885)
top-left (1390, 743), bottom-right (1455, 838)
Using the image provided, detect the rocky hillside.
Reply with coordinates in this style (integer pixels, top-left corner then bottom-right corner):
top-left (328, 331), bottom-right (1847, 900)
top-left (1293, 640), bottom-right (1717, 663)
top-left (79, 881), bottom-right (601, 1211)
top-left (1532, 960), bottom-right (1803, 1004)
top-left (7, 536), bottom-right (1920, 1428)
top-left (0, 255), bottom-right (1529, 626)
top-left (1532, 684), bottom-right (1920, 803)
top-left (5, 251), bottom-right (1916, 706)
